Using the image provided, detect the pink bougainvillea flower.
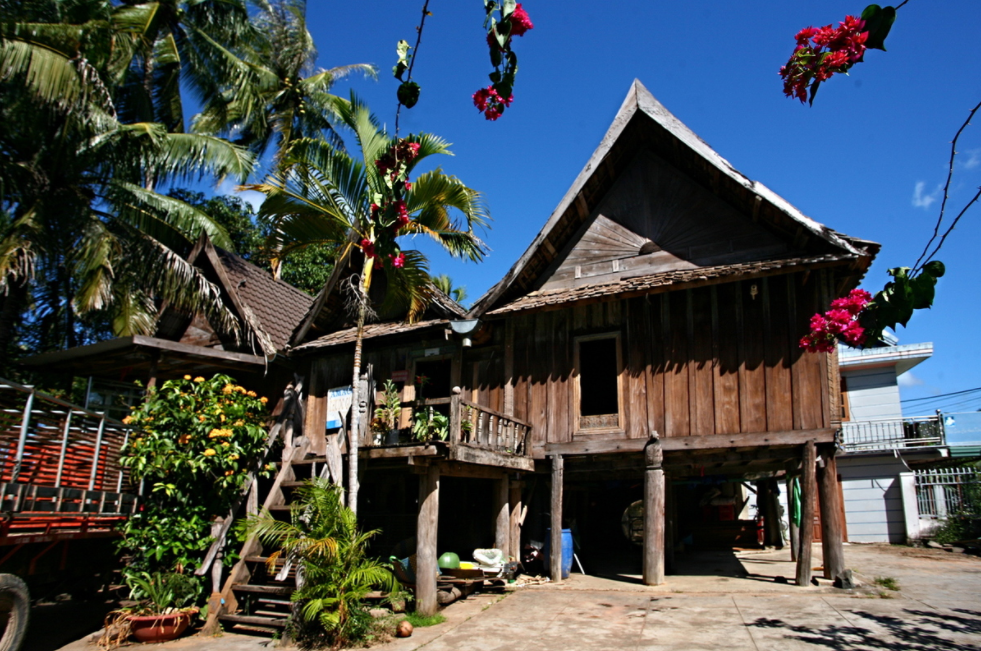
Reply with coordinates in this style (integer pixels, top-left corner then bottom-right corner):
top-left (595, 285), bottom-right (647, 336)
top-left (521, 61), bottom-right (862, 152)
top-left (390, 252), bottom-right (406, 268)
top-left (510, 3), bottom-right (534, 36)
top-left (800, 288), bottom-right (872, 352)
top-left (472, 87), bottom-right (493, 111)
top-left (780, 15), bottom-right (868, 104)
top-left (360, 238), bottom-right (375, 258)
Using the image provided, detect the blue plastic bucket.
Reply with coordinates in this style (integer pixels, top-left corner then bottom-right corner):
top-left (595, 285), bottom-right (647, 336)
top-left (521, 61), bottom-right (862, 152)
top-left (542, 528), bottom-right (574, 578)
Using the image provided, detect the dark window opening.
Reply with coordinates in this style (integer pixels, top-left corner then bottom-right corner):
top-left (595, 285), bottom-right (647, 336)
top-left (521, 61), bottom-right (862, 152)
top-left (579, 337), bottom-right (619, 418)
top-left (414, 359), bottom-right (452, 399)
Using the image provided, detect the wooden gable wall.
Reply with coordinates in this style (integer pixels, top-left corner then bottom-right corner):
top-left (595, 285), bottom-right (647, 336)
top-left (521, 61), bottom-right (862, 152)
top-left (485, 269), bottom-right (837, 454)
top-left (538, 151), bottom-right (791, 293)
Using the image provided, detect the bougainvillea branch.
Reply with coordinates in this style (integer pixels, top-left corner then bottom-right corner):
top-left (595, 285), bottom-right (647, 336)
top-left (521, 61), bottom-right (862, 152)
top-left (473, 1), bottom-right (534, 120)
top-left (800, 289), bottom-right (871, 352)
top-left (393, 0), bottom-right (432, 136)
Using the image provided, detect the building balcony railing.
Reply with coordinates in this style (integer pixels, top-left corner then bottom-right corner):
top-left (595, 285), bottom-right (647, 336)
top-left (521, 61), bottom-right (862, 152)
top-left (840, 414), bottom-right (945, 452)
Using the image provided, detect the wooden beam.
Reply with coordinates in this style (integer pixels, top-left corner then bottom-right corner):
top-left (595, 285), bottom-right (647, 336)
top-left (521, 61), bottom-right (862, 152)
top-left (796, 440), bottom-right (816, 587)
top-left (643, 438), bottom-right (665, 586)
top-left (543, 429), bottom-right (835, 456)
top-left (509, 480), bottom-right (523, 562)
top-left (494, 477), bottom-right (510, 557)
top-left (448, 443), bottom-right (535, 471)
top-left (550, 455), bottom-right (564, 582)
top-left (818, 447), bottom-right (845, 580)
top-left (665, 474), bottom-right (675, 575)
top-left (416, 464), bottom-right (440, 616)
top-left (435, 461), bottom-right (507, 480)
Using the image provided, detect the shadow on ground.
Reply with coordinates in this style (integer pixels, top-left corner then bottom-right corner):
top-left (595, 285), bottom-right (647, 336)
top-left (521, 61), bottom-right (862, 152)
top-left (749, 606), bottom-right (981, 650)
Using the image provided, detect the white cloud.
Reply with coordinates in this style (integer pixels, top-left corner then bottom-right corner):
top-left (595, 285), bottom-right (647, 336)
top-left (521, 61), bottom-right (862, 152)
top-left (217, 179), bottom-right (265, 213)
top-left (897, 372), bottom-right (924, 388)
top-left (962, 148), bottom-right (981, 170)
top-left (912, 181), bottom-right (941, 209)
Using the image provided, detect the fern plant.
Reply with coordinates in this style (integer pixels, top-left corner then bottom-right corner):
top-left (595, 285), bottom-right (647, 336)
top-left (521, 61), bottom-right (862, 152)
top-left (245, 478), bottom-right (399, 648)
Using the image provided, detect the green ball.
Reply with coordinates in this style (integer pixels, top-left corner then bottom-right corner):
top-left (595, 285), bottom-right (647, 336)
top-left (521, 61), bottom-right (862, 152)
top-left (437, 552), bottom-right (460, 570)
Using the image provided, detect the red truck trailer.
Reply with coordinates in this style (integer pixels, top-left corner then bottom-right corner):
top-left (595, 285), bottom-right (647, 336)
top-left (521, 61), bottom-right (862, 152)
top-left (0, 378), bottom-right (139, 651)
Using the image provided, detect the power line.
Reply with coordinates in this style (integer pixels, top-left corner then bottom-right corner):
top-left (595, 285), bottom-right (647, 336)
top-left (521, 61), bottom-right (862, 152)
top-left (901, 386), bottom-right (981, 403)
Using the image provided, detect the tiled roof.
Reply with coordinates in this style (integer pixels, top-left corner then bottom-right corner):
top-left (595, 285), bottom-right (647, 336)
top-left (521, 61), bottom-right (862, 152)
top-left (291, 318), bottom-right (450, 352)
top-left (487, 254), bottom-right (857, 315)
top-left (214, 249), bottom-right (314, 352)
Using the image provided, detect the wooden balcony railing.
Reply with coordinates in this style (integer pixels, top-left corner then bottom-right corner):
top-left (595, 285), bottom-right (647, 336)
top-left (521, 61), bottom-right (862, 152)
top-left (364, 388), bottom-right (532, 457)
top-left (450, 389), bottom-right (532, 456)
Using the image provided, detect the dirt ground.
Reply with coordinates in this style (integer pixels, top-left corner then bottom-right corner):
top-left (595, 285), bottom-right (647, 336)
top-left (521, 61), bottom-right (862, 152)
top-left (52, 543), bottom-right (981, 651)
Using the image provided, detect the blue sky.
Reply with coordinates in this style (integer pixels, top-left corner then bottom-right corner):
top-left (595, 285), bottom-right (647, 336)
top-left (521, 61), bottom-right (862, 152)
top-left (227, 1), bottom-right (981, 411)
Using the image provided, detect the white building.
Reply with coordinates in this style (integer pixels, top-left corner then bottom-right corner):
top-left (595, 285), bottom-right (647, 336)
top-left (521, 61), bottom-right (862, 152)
top-left (836, 338), bottom-right (945, 543)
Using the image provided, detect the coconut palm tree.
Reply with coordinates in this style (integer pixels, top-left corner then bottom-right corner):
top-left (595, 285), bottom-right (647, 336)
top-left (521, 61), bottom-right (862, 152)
top-left (432, 274), bottom-right (468, 305)
top-left (192, 0), bottom-right (376, 162)
top-left (247, 98), bottom-right (488, 513)
top-left (0, 1), bottom-right (257, 355)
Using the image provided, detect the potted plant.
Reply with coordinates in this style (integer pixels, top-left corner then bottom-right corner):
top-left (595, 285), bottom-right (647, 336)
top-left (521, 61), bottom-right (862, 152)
top-left (374, 379), bottom-right (403, 445)
top-left (412, 407), bottom-right (449, 442)
top-left (110, 572), bottom-right (201, 643)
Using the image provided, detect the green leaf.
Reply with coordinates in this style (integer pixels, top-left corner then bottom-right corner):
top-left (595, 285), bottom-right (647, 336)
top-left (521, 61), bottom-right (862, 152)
top-left (923, 260), bottom-right (946, 278)
top-left (393, 39), bottom-right (411, 80)
top-left (862, 4), bottom-right (896, 51)
top-left (808, 79), bottom-right (822, 106)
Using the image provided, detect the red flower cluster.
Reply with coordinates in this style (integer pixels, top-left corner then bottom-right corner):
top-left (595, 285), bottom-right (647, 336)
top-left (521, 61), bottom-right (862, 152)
top-left (390, 252), bottom-right (405, 268)
top-left (510, 3), bottom-right (534, 37)
top-left (780, 15), bottom-right (868, 103)
top-left (799, 289), bottom-right (872, 353)
top-left (360, 238), bottom-right (376, 259)
top-left (472, 85), bottom-right (513, 121)
top-left (375, 140), bottom-right (421, 177)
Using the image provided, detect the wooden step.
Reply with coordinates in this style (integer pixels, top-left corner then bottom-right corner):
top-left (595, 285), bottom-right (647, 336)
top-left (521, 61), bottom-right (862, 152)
top-left (225, 623), bottom-right (280, 636)
top-left (281, 481), bottom-right (306, 488)
top-left (232, 583), bottom-right (293, 596)
top-left (290, 457), bottom-right (327, 466)
top-left (254, 608), bottom-right (291, 618)
top-left (218, 613), bottom-right (287, 628)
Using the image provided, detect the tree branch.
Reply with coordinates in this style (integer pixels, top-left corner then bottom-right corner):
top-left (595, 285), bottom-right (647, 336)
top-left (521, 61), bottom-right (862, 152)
top-left (912, 98), bottom-right (981, 274)
top-left (394, 0), bottom-right (432, 137)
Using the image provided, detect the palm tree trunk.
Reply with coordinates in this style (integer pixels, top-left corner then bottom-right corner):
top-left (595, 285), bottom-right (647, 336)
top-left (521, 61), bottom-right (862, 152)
top-left (347, 274), bottom-right (368, 516)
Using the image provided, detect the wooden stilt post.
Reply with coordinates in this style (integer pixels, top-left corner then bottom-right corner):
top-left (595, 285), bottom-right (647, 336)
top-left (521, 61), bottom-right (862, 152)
top-left (494, 475), bottom-right (510, 557)
top-left (643, 436), bottom-right (665, 586)
top-left (786, 474), bottom-right (799, 562)
top-left (796, 440), bottom-right (816, 587)
top-left (550, 455), bottom-right (564, 583)
top-left (766, 479), bottom-right (784, 549)
top-left (416, 464), bottom-right (440, 616)
top-left (756, 481), bottom-right (771, 546)
top-left (665, 473), bottom-right (675, 575)
top-left (509, 480), bottom-right (523, 561)
top-left (146, 352), bottom-right (160, 390)
top-left (817, 446), bottom-right (845, 580)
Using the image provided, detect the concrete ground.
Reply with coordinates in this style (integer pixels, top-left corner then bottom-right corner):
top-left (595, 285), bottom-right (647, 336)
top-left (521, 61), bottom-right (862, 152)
top-left (55, 543), bottom-right (981, 651)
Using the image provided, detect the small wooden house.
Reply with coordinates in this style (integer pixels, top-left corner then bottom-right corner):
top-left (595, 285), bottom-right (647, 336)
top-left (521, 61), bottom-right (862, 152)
top-left (291, 81), bottom-right (878, 614)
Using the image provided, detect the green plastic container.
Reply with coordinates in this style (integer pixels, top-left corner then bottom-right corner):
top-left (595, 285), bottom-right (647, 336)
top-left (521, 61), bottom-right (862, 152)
top-left (438, 551), bottom-right (460, 570)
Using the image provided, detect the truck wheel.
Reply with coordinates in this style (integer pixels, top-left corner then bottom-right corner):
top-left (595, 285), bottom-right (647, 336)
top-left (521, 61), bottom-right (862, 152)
top-left (0, 574), bottom-right (29, 651)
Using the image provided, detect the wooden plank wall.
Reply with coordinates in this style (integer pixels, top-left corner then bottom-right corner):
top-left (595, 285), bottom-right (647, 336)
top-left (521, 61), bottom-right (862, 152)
top-left (501, 271), bottom-right (831, 447)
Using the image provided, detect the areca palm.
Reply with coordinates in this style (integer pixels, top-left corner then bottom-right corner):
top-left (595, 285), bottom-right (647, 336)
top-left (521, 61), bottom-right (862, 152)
top-left (192, 0), bottom-right (376, 161)
top-left (248, 99), bottom-right (488, 513)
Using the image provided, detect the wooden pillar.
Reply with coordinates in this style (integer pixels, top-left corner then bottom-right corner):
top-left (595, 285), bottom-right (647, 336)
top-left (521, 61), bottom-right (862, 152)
top-left (756, 481), bottom-right (772, 546)
top-left (493, 475), bottom-right (510, 557)
top-left (765, 479), bottom-right (783, 549)
top-left (818, 447), bottom-right (845, 580)
top-left (509, 480), bottom-right (523, 561)
top-left (146, 352), bottom-right (160, 390)
top-left (416, 464), bottom-right (440, 616)
top-left (549, 455), bottom-right (563, 583)
top-left (643, 437), bottom-right (665, 586)
top-left (786, 474), bottom-right (800, 562)
top-left (795, 440), bottom-right (816, 587)
top-left (665, 473), bottom-right (675, 575)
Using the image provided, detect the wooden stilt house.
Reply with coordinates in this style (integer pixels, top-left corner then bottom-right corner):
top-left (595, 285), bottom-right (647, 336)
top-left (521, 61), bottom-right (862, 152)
top-left (263, 80), bottom-right (879, 620)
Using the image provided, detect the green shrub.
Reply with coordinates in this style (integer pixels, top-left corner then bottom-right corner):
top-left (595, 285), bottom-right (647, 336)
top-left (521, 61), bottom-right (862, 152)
top-left (117, 374), bottom-right (274, 584)
top-left (246, 478), bottom-right (399, 650)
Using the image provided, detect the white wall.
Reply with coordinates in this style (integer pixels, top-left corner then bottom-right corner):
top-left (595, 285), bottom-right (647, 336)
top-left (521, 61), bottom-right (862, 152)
top-left (844, 366), bottom-right (902, 421)
top-left (837, 454), bottom-right (910, 543)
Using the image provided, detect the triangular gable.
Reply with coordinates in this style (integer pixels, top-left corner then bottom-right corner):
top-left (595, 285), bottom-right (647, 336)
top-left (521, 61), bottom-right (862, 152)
top-left (470, 80), bottom-right (874, 316)
top-left (154, 233), bottom-right (281, 360)
top-left (289, 245), bottom-right (468, 348)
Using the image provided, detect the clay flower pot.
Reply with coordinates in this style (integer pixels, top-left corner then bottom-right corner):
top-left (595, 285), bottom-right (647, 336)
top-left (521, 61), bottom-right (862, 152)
top-left (128, 609), bottom-right (196, 643)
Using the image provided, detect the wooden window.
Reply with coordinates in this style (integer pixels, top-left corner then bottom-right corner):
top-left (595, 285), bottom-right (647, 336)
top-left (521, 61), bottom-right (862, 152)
top-left (574, 333), bottom-right (623, 431)
top-left (840, 376), bottom-right (851, 422)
